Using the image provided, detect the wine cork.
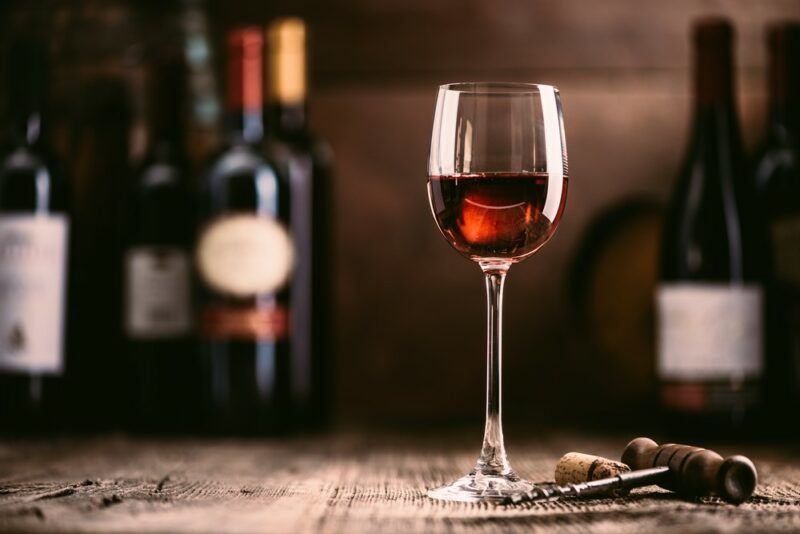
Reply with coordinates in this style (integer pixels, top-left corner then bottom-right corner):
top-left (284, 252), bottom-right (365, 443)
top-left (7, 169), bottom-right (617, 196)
top-left (555, 452), bottom-right (632, 492)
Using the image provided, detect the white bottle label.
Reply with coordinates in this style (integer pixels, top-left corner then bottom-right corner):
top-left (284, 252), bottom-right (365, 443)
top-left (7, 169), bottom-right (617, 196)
top-left (196, 214), bottom-right (294, 297)
top-left (125, 246), bottom-right (192, 339)
top-left (0, 215), bottom-right (68, 374)
top-left (657, 284), bottom-right (763, 381)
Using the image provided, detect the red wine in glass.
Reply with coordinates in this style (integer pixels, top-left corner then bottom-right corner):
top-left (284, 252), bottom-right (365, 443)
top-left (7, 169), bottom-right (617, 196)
top-left (428, 172), bottom-right (568, 261)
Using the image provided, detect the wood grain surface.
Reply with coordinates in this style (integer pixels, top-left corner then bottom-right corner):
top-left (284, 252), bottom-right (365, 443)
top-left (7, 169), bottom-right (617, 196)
top-left (0, 433), bottom-right (798, 533)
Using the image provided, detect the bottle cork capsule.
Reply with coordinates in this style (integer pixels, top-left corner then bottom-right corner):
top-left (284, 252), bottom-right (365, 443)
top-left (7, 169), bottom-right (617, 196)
top-left (555, 452), bottom-right (632, 494)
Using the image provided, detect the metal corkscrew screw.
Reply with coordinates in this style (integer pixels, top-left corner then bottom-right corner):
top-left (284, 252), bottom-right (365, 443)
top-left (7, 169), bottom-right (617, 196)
top-left (504, 466), bottom-right (671, 504)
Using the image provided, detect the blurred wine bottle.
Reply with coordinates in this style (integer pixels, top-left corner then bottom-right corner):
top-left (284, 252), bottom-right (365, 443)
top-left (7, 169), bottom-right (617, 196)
top-left (178, 0), bottom-right (223, 174)
top-left (657, 19), bottom-right (769, 436)
top-left (196, 27), bottom-right (291, 434)
top-left (265, 18), bottom-right (333, 429)
top-left (57, 1), bottom-right (142, 432)
top-left (123, 48), bottom-right (197, 433)
top-left (0, 37), bottom-right (69, 434)
top-left (754, 23), bottom-right (800, 422)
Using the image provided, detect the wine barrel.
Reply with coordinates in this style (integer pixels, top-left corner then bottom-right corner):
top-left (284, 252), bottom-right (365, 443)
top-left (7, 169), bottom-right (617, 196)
top-left (569, 198), bottom-right (662, 414)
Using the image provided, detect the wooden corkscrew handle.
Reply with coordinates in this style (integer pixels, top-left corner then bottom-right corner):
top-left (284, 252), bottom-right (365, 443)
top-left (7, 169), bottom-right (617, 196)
top-left (621, 437), bottom-right (757, 504)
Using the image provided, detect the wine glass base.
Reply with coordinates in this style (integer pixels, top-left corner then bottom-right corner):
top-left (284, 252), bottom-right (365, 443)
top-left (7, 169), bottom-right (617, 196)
top-left (427, 472), bottom-right (534, 503)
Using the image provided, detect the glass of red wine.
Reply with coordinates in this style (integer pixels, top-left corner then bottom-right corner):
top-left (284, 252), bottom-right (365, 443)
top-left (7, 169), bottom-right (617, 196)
top-left (426, 82), bottom-right (568, 502)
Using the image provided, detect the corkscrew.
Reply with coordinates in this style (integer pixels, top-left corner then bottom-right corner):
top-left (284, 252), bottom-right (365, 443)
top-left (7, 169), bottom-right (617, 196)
top-left (503, 437), bottom-right (757, 505)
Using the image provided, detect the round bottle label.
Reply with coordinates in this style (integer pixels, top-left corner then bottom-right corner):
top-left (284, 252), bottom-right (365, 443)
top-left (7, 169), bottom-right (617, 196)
top-left (196, 214), bottom-right (294, 297)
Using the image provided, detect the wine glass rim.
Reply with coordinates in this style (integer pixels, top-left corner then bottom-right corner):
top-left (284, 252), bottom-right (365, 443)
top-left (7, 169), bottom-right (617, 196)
top-left (439, 82), bottom-right (559, 94)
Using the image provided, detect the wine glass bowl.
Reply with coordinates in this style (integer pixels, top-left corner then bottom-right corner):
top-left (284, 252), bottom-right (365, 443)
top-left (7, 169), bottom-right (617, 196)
top-left (426, 82), bottom-right (568, 502)
top-left (428, 83), bottom-right (567, 265)
top-left (427, 171), bottom-right (568, 262)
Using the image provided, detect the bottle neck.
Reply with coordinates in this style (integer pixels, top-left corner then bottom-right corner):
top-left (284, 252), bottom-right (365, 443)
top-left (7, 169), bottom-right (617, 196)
top-left (689, 94), bottom-right (744, 169)
top-left (5, 39), bottom-right (46, 149)
top-left (767, 37), bottom-right (800, 137)
top-left (226, 108), bottom-right (263, 145)
top-left (694, 43), bottom-right (734, 108)
top-left (266, 18), bottom-right (308, 138)
top-left (225, 27), bottom-right (264, 145)
top-left (691, 101), bottom-right (740, 137)
top-left (266, 101), bottom-right (307, 137)
top-left (767, 101), bottom-right (800, 142)
top-left (149, 102), bottom-right (184, 157)
top-left (690, 25), bottom-right (741, 148)
top-left (9, 111), bottom-right (42, 148)
top-left (147, 50), bottom-right (187, 159)
top-left (148, 137), bottom-right (183, 167)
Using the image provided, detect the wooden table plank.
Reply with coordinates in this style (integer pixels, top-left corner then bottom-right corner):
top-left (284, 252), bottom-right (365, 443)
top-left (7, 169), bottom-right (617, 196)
top-left (0, 433), bottom-right (798, 533)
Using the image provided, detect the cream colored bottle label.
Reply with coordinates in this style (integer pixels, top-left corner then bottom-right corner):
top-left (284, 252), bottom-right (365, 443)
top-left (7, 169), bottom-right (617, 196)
top-left (657, 284), bottom-right (762, 381)
top-left (0, 215), bottom-right (68, 374)
top-left (125, 246), bottom-right (192, 339)
top-left (196, 214), bottom-right (294, 297)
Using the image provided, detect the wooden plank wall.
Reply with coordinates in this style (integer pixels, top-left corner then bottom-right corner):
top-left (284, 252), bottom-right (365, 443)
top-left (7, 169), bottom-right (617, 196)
top-left (273, 0), bottom-right (800, 426)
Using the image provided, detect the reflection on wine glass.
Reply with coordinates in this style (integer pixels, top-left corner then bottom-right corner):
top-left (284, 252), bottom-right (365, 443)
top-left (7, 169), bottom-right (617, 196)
top-left (426, 83), bottom-right (568, 502)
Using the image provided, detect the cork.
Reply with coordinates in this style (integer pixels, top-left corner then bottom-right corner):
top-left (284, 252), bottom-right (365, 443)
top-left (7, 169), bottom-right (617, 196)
top-left (555, 452), bottom-right (632, 495)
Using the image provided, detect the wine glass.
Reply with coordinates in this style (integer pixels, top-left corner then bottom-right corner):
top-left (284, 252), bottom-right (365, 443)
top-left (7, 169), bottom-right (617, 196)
top-left (426, 82), bottom-right (568, 502)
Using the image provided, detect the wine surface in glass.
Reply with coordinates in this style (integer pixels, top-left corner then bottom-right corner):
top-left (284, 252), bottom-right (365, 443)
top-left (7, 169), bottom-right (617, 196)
top-left (428, 172), bottom-right (568, 261)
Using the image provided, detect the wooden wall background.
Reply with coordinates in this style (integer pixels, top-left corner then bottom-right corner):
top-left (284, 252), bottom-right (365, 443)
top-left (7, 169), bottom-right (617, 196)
top-left (4, 0), bottom-right (800, 429)
top-left (287, 0), bottom-right (800, 427)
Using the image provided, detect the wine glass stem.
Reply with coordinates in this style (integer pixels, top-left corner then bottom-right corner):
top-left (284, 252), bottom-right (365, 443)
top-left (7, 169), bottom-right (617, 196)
top-left (475, 261), bottom-right (514, 478)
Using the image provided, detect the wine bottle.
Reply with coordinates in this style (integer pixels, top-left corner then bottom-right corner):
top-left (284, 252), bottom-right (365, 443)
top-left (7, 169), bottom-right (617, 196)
top-left (265, 18), bottom-right (333, 429)
top-left (123, 49), bottom-right (196, 432)
top-left (53, 1), bottom-right (136, 433)
top-left (196, 27), bottom-right (291, 434)
top-left (657, 19), bottom-right (768, 434)
top-left (754, 23), bottom-right (800, 419)
top-left (178, 0), bottom-right (223, 176)
top-left (0, 38), bottom-right (69, 433)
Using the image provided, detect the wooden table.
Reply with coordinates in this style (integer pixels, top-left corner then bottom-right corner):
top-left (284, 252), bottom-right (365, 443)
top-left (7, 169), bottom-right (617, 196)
top-left (0, 432), bottom-right (798, 533)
